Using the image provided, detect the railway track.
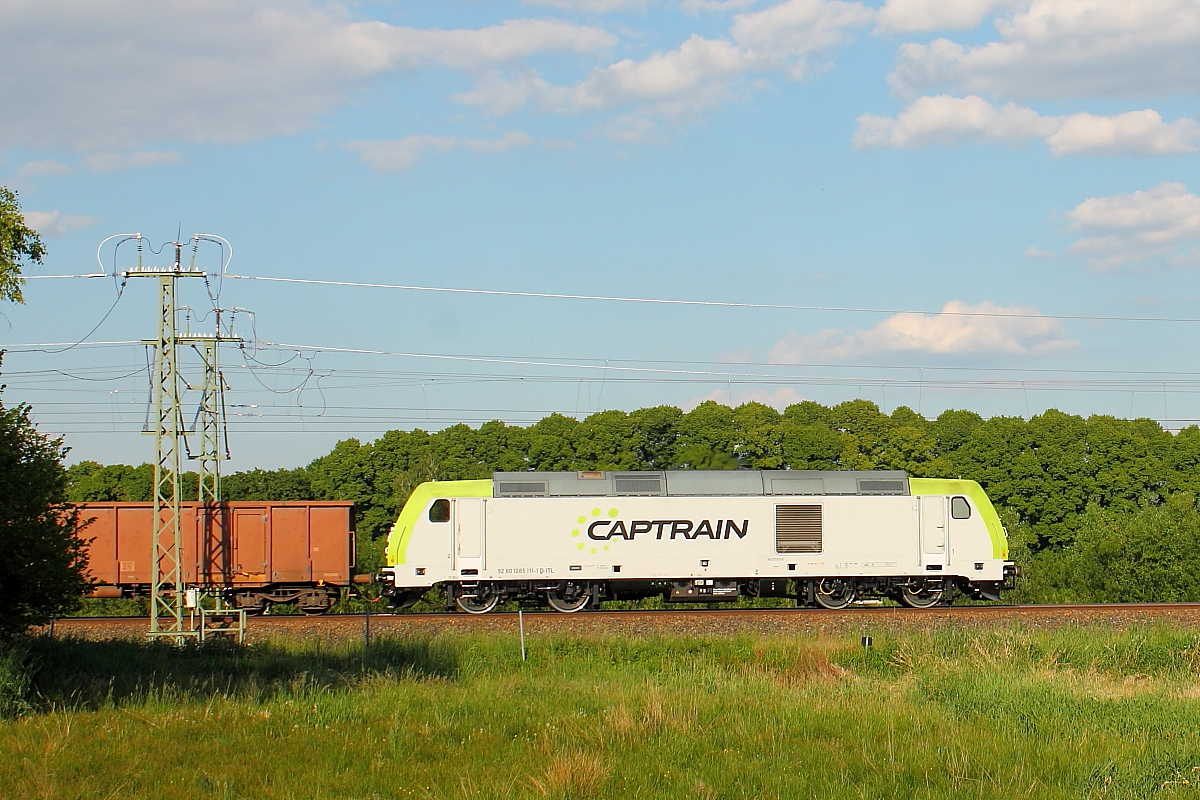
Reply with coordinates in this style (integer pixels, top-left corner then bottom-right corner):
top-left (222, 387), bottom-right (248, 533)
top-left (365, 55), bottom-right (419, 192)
top-left (43, 603), bottom-right (1200, 641)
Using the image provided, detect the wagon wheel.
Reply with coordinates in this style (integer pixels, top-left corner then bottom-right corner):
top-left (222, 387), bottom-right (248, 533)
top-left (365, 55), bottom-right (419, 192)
top-left (233, 592), bottom-right (267, 615)
top-left (899, 580), bottom-right (944, 609)
top-left (455, 583), bottom-right (501, 614)
top-left (300, 603), bottom-right (332, 616)
top-left (813, 578), bottom-right (856, 610)
top-left (300, 587), bottom-right (338, 616)
top-left (545, 585), bottom-right (591, 613)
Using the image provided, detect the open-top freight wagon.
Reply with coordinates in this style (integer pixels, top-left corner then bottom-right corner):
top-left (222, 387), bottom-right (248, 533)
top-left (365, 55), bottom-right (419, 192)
top-left (77, 501), bottom-right (360, 614)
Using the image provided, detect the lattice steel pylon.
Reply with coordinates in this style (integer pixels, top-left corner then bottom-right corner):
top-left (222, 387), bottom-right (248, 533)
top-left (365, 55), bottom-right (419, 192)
top-left (181, 318), bottom-right (241, 601)
top-left (125, 235), bottom-right (238, 642)
top-left (185, 323), bottom-right (238, 504)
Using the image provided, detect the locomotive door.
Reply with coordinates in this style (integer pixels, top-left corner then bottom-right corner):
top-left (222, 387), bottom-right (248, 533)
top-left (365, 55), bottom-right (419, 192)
top-left (453, 498), bottom-right (485, 573)
top-left (919, 496), bottom-right (947, 565)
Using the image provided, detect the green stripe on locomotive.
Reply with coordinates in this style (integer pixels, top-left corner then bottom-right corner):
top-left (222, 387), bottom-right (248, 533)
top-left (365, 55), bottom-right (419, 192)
top-left (910, 478), bottom-right (1007, 560)
top-left (387, 480), bottom-right (492, 566)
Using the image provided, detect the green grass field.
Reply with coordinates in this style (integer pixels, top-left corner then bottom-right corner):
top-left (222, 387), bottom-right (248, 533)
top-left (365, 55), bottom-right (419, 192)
top-left (4, 626), bottom-right (1200, 799)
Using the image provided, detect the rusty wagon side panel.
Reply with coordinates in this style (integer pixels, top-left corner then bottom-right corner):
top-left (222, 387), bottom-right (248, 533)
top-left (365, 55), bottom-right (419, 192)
top-left (76, 502), bottom-right (356, 609)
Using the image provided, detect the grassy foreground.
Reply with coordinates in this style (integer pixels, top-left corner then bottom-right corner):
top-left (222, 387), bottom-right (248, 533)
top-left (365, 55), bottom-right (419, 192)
top-left (3, 627), bottom-right (1200, 799)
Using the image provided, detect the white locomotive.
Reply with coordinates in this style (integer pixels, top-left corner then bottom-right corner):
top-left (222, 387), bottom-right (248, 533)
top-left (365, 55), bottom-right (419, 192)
top-left (379, 470), bottom-right (1015, 612)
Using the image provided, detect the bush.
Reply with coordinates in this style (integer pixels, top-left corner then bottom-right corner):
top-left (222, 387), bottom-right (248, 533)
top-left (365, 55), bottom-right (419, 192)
top-left (0, 379), bottom-right (89, 637)
top-left (0, 643), bottom-right (32, 718)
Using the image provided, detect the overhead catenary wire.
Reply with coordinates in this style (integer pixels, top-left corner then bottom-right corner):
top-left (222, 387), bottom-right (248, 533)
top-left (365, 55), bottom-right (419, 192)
top-left (222, 273), bottom-right (1200, 325)
top-left (23, 270), bottom-right (1200, 325)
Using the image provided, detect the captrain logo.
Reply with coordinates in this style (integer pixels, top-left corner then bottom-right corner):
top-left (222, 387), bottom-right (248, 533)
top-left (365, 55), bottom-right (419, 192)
top-left (568, 507), bottom-right (749, 550)
top-left (569, 508), bottom-right (617, 554)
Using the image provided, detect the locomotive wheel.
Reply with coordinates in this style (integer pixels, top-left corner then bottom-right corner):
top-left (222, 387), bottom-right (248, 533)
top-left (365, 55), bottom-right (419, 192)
top-left (813, 578), bottom-right (856, 610)
top-left (545, 585), bottom-right (591, 613)
top-left (456, 583), bottom-right (501, 614)
top-left (899, 580), bottom-right (943, 609)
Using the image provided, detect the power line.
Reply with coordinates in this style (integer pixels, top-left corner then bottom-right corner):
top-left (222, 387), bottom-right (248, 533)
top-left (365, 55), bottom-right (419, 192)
top-left (224, 273), bottom-right (1200, 325)
top-left (27, 269), bottom-right (1200, 324)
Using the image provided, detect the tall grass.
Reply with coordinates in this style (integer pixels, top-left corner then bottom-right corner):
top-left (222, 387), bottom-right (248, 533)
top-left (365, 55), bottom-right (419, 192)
top-left (4, 627), bottom-right (1200, 799)
top-left (0, 643), bottom-right (32, 719)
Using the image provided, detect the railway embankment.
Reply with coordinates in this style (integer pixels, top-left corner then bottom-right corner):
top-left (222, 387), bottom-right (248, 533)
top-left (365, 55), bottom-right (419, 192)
top-left (43, 602), bottom-right (1200, 643)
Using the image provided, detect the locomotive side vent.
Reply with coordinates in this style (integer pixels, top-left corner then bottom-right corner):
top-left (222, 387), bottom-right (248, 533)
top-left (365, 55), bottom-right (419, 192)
top-left (614, 476), bottom-right (664, 495)
top-left (857, 479), bottom-right (906, 494)
top-left (775, 504), bottom-right (822, 554)
top-left (496, 481), bottom-right (548, 496)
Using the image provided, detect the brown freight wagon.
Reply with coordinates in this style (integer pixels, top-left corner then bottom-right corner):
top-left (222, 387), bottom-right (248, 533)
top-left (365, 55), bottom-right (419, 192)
top-left (77, 501), bottom-right (360, 614)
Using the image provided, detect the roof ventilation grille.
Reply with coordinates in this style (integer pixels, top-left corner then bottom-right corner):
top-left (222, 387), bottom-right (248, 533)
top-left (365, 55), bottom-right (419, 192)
top-left (614, 477), bottom-right (663, 495)
top-left (857, 479), bottom-right (906, 494)
top-left (496, 481), bottom-right (548, 496)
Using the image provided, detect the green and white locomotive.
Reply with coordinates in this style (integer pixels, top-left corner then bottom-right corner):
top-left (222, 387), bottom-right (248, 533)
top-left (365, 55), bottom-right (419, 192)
top-left (378, 470), bottom-right (1016, 612)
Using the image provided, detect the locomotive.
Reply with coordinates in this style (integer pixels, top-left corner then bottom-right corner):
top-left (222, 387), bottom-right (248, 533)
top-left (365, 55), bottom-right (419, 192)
top-left (378, 470), bottom-right (1016, 613)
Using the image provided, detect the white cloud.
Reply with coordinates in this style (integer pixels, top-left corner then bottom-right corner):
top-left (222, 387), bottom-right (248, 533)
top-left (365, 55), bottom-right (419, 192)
top-left (683, 386), bottom-right (808, 411)
top-left (454, 34), bottom-right (756, 123)
top-left (889, 0), bottom-right (1200, 100)
top-left (1046, 111), bottom-right (1200, 157)
top-left (345, 131), bottom-right (534, 172)
top-left (680, 0), bottom-right (757, 13)
top-left (14, 160), bottom-right (70, 178)
top-left (730, 0), bottom-right (874, 72)
top-left (456, 0), bottom-right (872, 135)
top-left (768, 300), bottom-right (1075, 361)
top-left (569, 35), bottom-right (756, 112)
top-left (1025, 246), bottom-right (1055, 258)
top-left (522, 0), bottom-right (652, 10)
top-left (22, 211), bottom-right (102, 238)
top-left (1064, 182), bottom-right (1200, 271)
top-left (875, 0), bottom-right (1011, 34)
top-left (453, 70), bottom-right (557, 118)
top-left (604, 115), bottom-right (669, 143)
top-left (0, 1), bottom-right (615, 151)
top-left (854, 96), bottom-right (1200, 156)
top-left (85, 151), bottom-right (182, 173)
top-left (855, 95), bottom-right (1053, 148)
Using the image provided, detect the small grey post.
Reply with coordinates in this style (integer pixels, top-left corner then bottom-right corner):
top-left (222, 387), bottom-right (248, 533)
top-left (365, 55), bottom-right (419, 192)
top-left (518, 608), bottom-right (526, 661)
top-left (364, 596), bottom-right (371, 657)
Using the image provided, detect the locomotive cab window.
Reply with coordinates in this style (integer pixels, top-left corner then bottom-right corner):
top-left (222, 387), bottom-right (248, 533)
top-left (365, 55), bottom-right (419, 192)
top-left (428, 499), bottom-right (450, 523)
top-left (950, 496), bottom-right (971, 519)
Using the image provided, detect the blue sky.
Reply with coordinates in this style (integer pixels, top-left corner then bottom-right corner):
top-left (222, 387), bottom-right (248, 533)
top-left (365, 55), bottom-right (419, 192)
top-left (3, 0), bottom-right (1200, 470)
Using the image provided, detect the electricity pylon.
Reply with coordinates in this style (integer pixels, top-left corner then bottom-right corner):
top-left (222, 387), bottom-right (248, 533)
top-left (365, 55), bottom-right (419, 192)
top-left (181, 316), bottom-right (241, 596)
top-left (125, 234), bottom-right (238, 642)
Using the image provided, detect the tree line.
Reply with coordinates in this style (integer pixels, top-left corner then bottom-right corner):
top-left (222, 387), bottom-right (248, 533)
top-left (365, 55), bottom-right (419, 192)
top-left (66, 399), bottom-right (1200, 601)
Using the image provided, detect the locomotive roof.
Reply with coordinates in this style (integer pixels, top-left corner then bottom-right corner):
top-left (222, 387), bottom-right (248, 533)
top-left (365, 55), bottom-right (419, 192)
top-left (491, 470), bottom-right (909, 498)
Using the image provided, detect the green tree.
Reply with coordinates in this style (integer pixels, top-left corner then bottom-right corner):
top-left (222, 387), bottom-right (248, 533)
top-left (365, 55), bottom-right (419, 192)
top-left (1066, 495), bottom-right (1200, 602)
top-left (731, 402), bottom-right (784, 468)
top-left (673, 401), bottom-right (738, 467)
top-left (626, 405), bottom-right (683, 468)
top-left (575, 410), bottom-right (640, 470)
top-left (828, 400), bottom-right (894, 469)
top-left (0, 376), bottom-right (89, 636)
top-left (0, 187), bottom-right (45, 304)
top-left (66, 461), bottom-right (155, 501)
top-left (527, 414), bottom-right (580, 471)
top-left (221, 468), bottom-right (312, 501)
